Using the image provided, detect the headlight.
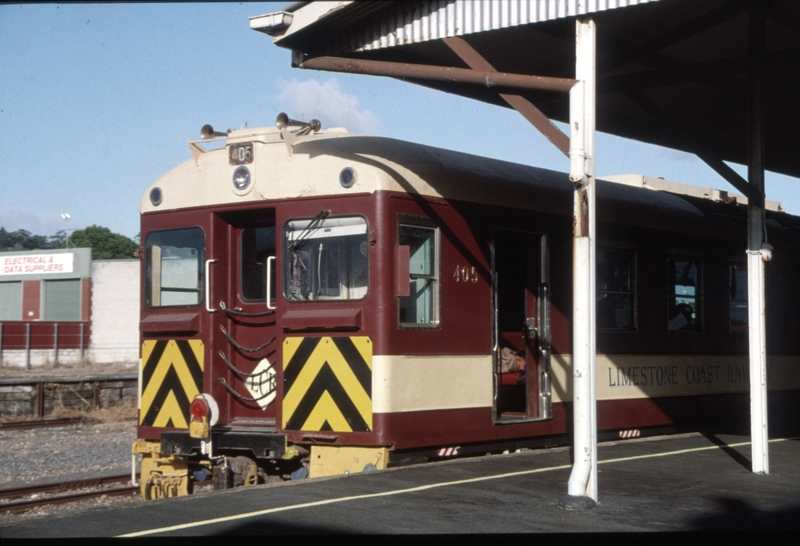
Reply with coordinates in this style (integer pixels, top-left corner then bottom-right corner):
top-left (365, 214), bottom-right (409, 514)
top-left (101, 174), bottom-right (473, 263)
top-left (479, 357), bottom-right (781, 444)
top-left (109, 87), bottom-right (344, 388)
top-left (149, 187), bottom-right (163, 206)
top-left (233, 166), bottom-right (251, 191)
top-left (339, 167), bottom-right (356, 188)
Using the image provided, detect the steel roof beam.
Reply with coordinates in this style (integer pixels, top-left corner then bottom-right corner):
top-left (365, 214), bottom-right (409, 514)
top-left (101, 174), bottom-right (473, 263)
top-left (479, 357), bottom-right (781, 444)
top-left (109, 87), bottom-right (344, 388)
top-left (297, 55), bottom-right (577, 94)
top-left (442, 37), bottom-right (570, 157)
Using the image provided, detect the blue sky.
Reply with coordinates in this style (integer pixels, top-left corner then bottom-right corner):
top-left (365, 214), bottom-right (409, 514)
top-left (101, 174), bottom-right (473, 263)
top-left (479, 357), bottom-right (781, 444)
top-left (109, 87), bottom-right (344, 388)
top-left (2, 2), bottom-right (798, 240)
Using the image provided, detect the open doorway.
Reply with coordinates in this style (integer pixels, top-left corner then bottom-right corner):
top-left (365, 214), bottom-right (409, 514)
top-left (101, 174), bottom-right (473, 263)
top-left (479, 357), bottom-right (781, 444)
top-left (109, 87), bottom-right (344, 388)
top-left (493, 230), bottom-right (552, 422)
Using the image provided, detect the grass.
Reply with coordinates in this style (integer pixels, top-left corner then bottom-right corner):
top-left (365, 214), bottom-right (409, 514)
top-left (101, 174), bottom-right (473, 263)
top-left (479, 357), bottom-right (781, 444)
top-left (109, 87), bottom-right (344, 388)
top-left (1, 399), bottom-right (138, 425)
top-left (49, 399), bottom-right (138, 423)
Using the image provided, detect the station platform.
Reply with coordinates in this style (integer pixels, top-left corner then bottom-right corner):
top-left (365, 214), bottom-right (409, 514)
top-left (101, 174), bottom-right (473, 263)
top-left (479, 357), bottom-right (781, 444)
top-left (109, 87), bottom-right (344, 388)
top-left (2, 432), bottom-right (800, 536)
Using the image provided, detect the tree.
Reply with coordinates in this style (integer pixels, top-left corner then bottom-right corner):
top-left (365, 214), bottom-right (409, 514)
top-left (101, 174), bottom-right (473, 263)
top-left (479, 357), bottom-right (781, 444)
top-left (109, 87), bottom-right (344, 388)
top-left (69, 225), bottom-right (139, 259)
top-left (49, 230), bottom-right (69, 249)
top-left (0, 228), bottom-right (50, 251)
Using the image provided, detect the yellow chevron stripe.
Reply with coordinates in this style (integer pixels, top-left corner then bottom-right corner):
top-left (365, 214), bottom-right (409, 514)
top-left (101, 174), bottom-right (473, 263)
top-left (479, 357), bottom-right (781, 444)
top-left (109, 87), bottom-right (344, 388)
top-left (140, 340), bottom-right (203, 412)
top-left (349, 337), bottom-right (373, 368)
top-left (188, 340), bottom-right (204, 367)
top-left (282, 336), bottom-right (372, 432)
top-left (152, 390), bottom-right (188, 429)
top-left (282, 338), bottom-right (371, 424)
top-left (301, 391), bottom-right (353, 432)
top-left (140, 340), bottom-right (204, 428)
top-left (283, 337), bottom-right (303, 366)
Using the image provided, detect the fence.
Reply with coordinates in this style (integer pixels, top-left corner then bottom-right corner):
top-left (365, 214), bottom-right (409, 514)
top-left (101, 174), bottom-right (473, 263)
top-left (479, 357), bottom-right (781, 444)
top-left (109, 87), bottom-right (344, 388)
top-left (0, 322), bottom-right (91, 369)
top-left (0, 374), bottom-right (138, 417)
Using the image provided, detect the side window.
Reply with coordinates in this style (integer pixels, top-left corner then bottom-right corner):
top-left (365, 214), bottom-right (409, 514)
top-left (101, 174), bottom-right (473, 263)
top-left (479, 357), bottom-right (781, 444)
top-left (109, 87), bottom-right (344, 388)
top-left (597, 247), bottom-right (636, 330)
top-left (240, 227), bottom-right (276, 302)
top-left (398, 223), bottom-right (439, 327)
top-left (729, 261), bottom-right (748, 333)
top-left (668, 256), bottom-right (702, 332)
top-left (284, 216), bottom-right (369, 302)
top-left (146, 228), bottom-right (204, 307)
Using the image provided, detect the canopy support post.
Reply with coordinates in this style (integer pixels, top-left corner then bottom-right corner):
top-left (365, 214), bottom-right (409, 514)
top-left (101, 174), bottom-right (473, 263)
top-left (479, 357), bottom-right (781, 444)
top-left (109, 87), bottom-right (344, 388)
top-left (747, 2), bottom-right (769, 475)
top-left (564, 17), bottom-right (597, 506)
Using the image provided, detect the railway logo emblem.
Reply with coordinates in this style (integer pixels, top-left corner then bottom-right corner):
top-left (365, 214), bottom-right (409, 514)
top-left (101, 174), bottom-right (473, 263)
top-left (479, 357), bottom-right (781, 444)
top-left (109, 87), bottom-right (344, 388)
top-left (139, 339), bottom-right (204, 428)
top-left (282, 336), bottom-right (372, 432)
top-left (244, 357), bottom-right (278, 409)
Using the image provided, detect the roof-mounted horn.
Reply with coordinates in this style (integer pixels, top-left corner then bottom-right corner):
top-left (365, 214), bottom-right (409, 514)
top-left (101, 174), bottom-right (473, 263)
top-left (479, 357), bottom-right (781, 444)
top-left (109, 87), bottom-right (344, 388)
top-left (200, 124), bottom-right (230, 140)
top-left (275, 112), bottom-right (321, 134)
top-left (276, 113), bottom-right (321, 156)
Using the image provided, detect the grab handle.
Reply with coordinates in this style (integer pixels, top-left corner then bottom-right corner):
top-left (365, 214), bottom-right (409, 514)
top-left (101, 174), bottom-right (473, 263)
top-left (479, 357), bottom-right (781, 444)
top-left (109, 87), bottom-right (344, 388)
top-left (266, 256), bottom-right (276, 310)
top-left (205, 259), bottom-right (218, 313)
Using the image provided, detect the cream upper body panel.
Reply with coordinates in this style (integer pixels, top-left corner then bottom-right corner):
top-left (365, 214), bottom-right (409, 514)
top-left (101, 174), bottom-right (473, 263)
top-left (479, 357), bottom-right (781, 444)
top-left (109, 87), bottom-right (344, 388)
top-left (141, 124), bottom-right (711, 234)
top-left (140, 125), bottom-right (574, 214)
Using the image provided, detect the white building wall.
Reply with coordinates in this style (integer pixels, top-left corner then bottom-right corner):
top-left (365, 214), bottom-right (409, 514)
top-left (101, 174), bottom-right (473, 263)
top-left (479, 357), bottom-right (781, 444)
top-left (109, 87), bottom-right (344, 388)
top-left (89, 260), bottom-right (139, 364)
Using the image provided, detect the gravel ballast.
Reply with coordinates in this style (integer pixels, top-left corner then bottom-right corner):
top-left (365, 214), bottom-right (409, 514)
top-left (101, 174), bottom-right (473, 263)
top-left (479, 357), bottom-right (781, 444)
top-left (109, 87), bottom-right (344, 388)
top-left (0, 420), bottom-right (144, 527)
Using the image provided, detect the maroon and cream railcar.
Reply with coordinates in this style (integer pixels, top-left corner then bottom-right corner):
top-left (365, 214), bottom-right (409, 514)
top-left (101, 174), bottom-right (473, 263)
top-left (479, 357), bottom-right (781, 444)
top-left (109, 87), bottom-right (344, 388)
top-left (132, 118), bottom-right (800, 499)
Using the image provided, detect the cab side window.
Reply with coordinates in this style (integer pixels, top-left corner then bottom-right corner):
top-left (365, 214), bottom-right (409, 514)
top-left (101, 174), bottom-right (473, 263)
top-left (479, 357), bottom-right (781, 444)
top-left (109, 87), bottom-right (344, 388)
top-left (398, 222), bottom-right (439, 327)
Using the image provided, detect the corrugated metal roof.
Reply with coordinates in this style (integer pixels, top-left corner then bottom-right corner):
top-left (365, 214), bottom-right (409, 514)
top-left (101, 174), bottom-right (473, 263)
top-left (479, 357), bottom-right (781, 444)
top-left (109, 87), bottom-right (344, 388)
top-left (256, 0), bottom-right (660, 54)
top-left (253, 0), bottom-right (800, 180)
top-left (356, 0), bottom-right (660, 52)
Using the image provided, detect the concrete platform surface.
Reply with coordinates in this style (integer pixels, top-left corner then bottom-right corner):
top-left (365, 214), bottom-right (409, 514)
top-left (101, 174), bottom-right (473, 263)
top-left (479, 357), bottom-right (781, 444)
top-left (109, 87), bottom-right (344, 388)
top-left (2, 432), bottom-right (800, 536)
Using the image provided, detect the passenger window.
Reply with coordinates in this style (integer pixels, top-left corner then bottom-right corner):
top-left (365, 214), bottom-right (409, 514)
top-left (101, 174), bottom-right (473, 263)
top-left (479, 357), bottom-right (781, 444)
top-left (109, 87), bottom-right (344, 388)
top-left (398, 223), bottom-right (439, 327)
top-left (597, 248), bottom-right (636, 330)
top-left (146, 228), bottom-right (204, 307)
top-left (668, 257), bottom-right (702, 332)
top-left (729, 262), bottom-right (748, 333)
top-left (284, 216), bottom-right (369, 301)
top-left (240, 227), bottom-right (276, 302)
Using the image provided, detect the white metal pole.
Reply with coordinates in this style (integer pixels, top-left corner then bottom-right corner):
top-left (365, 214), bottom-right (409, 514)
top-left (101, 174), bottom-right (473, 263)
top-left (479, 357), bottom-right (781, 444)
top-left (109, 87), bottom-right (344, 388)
top-left (747, 2), bottom-right (769, 475)
top-left (566, 17), bottom-right (597, 503)
top-left (747, 249), bottom-right (768, 473)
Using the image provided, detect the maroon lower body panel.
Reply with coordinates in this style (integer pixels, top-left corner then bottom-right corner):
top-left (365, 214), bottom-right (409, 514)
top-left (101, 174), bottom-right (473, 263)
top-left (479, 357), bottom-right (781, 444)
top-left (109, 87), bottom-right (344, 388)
top-left (139, 390), bottom-right (800, 456)
top-left (373, 390), bottom-right (800, 452)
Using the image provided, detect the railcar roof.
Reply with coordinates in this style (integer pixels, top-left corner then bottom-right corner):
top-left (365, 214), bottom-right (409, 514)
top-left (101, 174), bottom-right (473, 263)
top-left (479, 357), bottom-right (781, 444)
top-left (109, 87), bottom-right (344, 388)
top-left (144, 127), bottom-right (799, 239)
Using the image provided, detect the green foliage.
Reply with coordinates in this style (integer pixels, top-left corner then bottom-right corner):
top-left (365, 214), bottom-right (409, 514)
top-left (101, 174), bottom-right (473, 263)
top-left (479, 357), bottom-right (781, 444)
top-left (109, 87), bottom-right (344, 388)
top-left (0, 228), bottom-right (52, 251)
top-left (69, 225), bottom-right (139, 259)
top-left (0, 225), bottom-right (138, 259)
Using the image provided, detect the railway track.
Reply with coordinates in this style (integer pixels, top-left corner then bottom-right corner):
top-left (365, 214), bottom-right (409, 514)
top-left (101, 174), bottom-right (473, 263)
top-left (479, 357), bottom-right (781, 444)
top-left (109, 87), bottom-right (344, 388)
top-left (0, 418), bottom-right (85, 431)
top-left (0, 474), bottom-right (137, 515)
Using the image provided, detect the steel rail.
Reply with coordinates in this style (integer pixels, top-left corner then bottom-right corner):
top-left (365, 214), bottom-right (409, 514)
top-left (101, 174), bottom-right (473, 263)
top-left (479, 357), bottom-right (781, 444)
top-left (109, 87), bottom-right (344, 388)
top-left (0, 473), bottom-right (132, 502)
top-left (0, 486), bottom-right (138, 515)
top-left (0, 474), bottom-right (137, 515)
top-left (0, 418), bottom-right (85, 431)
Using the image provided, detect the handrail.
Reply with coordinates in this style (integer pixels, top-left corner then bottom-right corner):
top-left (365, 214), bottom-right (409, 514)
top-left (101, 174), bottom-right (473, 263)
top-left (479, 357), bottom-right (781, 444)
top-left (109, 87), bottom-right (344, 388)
top-left (205, 259), bottom-right (218, 313)
top-left (219, 301), bottom-right (275, 319)
top-left (218, 350), bottom-right (274, 379)
top-left (266, 256), bottom-right (276, 310)
top-left (217, 377), bottom-right (275, 402)
top-left (219, 325), bottom-right (275, 354)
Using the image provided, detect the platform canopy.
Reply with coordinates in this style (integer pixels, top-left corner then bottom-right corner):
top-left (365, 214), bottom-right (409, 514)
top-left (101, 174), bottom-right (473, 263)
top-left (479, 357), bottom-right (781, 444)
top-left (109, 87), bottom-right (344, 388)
top-left (253, 0), bottom-right (799, 499)
top-left (253, 0), bottom-right (800, 185)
